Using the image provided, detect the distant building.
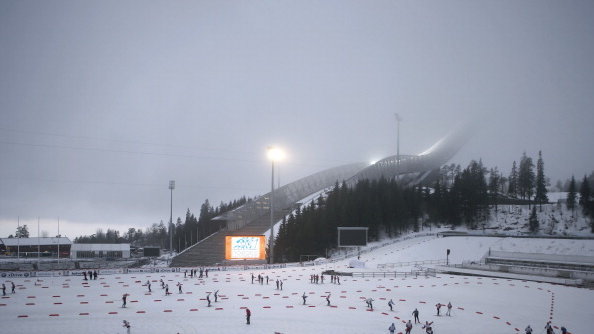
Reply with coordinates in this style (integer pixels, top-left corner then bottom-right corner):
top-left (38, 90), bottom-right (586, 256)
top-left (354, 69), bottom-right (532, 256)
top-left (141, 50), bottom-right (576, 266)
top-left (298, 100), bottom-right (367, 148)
top-left (0, 237), bottom-right (72, 257)
top-left (70, 243), bottom-right (130, 259)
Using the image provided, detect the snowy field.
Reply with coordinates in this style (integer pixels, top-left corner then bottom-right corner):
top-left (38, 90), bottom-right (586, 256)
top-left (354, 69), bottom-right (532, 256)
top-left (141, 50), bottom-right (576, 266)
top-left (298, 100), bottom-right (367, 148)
top-left (2, 235), bottom-right (593, 334)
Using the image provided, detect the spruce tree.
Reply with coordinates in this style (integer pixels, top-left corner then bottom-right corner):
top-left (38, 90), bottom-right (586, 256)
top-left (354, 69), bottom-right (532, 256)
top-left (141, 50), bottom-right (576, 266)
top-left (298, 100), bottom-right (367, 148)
top-left (488, 167), bottom-right (500, 213)
top-left (508, 161), bottom-right (518, 198)
top-left (567, 176), bottom-right (577, 212)
top-left (518, 152), bottom-right (535, 207)
top-left (535, 150), bottom-right (548, 210)
top-left (580, 175), bottom-right (591, 217)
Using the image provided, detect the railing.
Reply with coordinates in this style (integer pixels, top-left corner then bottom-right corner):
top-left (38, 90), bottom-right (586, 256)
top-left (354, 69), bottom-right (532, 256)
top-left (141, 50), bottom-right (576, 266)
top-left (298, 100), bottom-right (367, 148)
top-left (378, 259), bottom-right (446, 270)
top-left (453, 261), bottom-right (594, 281)
top-left (352, 268), bottom-right (437, 278)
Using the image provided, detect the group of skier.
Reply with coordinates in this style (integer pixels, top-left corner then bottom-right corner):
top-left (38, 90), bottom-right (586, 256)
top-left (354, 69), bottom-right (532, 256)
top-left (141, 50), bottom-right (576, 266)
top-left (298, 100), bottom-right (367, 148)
top-left (526, 322), bottom-right (571, 334)
top-left (435, 302), bottom-right (452, 316)
top-left (251, 273), bottom-right (268, 285)
top-left (310, 274), bottom-right (323, 284)
top-left (184, 267), bottom-right (209, 278)
top-left (82, 270), bottom-right (98, 280)
top-left (1, 281), bottom-right (16, 295)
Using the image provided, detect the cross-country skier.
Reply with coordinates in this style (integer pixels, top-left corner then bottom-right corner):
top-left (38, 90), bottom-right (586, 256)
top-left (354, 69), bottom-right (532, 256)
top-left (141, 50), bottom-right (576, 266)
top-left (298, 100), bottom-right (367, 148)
top-left (405, 320), bottom-right (413, 334)
top-left (1, 283), bottom-right (5, 296)
top-left (146, 280), bottom-right (151, 292)
top-left (280, 280), bottom-right (283, 290)
top-left (122, 320), bottom-right (131, 334)
top-left (412, 308), bottom-right (420, 323)
top-left (366, 298), bottom-right (374, 310)
top-left (560, 326), bottom-right (568, 334)
top-left (436, 302), bottom-right (442, 316)
top-left (388, 322), bottom-right (396, 334)
top-left (251, 273), bottom-right (255, 284)
top-left (266, 276), bottom-right (269, 284)
top-left (177, 282), bottom-right (182, 294)
top-left (422, 321), bottom-right (434, 334)
top-left (525, 325), bottom-right (533, 334)
top-left (245, 307), bottom-right (251, 324)
top-left (122, 293), bottom-right (128, 308)
top-left (446, 301), bottom-right (452, 316)
top-left (302, 292), bottom-right (307, 305)
top-left (206, 292), bottom-right (211, 307)
top-left (165, 284), bottom-right (170, 296)
top-left (11, 281), bottom-right (15, 294)
top-left (388, 299), bottom-right (394, 311)
top-left (214, 290), bottom-right (219, 302)
top-left (276, 280), bottom-right (279, 290)
top-left (205, 268), bottom-right (208, 277)
top-left (545, 321), bottom-right (554, 334)
top-left (326, 293), bottom-right (331, 306)
top-left (93, 270), bottom-right (97, 280)
top-left (83, 272), bottom-right (87, 281)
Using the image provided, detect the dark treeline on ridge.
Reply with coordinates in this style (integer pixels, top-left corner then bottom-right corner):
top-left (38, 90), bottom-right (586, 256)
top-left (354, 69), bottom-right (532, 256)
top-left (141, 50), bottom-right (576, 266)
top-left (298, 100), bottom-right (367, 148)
top-left (273, 160), bottom-right (489, 263)
top-left (74, 196), bottom-right (250, 250)
top-left (273, 152), bottom-right (594, 263)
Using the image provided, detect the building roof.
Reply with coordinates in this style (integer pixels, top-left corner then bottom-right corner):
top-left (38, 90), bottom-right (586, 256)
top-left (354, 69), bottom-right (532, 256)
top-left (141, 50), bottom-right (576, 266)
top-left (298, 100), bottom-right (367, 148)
top-left (0, 237), bottom-right (72, 247)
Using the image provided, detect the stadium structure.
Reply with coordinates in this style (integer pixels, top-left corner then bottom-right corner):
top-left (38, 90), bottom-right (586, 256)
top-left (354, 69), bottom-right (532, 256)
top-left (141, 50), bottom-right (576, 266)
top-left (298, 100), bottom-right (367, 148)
top-left (170, 126), bottom-right (472, 267)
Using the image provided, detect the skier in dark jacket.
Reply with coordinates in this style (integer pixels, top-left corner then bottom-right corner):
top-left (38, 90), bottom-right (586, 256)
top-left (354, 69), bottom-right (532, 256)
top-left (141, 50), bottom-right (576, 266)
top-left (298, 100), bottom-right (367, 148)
top-left (302, 292), bottom-right (307, 305)
top-left (412, 308), bottom-right (420, 323)
top-left (122, 293), bottom-right (128, 308)
top-left (245, 307), bottom-right (251, 324)
top-left (545, 322), bottom-right (554, 334)
top-left (388, 322), bottom-right (396, 334)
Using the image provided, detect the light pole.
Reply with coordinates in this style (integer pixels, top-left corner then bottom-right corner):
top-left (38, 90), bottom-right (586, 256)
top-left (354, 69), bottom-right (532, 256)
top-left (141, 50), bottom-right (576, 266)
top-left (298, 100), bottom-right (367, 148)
top-left (394, 113), bottom-right (402, 181)
top-left (169, 180), bottom-right (175, 253)
top-left (267, 147), bottom-right (284, 264)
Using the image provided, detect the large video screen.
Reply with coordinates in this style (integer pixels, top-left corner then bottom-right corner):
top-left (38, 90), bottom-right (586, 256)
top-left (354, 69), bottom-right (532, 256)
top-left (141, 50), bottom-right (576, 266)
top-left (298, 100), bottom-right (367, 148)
top-left (225, 236), bottom-right (266, 260)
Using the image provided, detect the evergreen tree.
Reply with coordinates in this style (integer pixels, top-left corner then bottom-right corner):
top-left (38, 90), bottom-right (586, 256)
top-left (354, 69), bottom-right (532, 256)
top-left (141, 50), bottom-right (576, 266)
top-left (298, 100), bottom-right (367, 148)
top-left (518, 152), bottom-right (535, 206)
top-left (579, 175), bottom-right (591, 208)
top-left (528, 207), bottom-right (539, 233)
top-left (508, 161), bottom-right (518, 198)
top-left (567, 176), bottom-right (577, 212)
top-left (16, 225), bottom-right (30, 238)
top-left (488, 167), bottom-right (500, 212)
top-left (534, 150), bottom-right (548, 210)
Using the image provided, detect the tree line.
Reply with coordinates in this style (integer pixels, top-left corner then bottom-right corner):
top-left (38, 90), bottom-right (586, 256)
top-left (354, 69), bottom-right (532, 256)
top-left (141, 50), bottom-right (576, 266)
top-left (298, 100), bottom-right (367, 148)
top-left (273, 151), bottom-right (593, 262)
top-left (73, 196), bottom-right (249, 251)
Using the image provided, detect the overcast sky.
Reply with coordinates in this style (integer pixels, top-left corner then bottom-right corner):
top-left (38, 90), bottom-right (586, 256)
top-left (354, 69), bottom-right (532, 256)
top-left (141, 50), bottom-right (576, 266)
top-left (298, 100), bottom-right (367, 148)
top-left (1, 1), bottom-right (593, 238)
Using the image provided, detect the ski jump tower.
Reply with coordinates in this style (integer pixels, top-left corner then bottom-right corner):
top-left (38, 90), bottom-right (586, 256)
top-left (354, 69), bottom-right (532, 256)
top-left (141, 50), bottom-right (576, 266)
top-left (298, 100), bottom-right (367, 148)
top-left (170, 126), bottom-right (472, 267)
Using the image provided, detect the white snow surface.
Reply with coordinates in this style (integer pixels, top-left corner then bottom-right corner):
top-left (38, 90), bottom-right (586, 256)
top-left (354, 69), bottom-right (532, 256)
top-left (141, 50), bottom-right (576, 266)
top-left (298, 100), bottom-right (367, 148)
top-left (2, 234), bottom-right (593, 334)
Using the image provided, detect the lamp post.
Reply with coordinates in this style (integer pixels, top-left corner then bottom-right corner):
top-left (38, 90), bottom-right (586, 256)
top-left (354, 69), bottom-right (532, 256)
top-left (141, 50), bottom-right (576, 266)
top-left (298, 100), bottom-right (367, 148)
top-left (169, 180), bottom-right (175, 253)
top-left (267, 147), bottom-right (284, 264)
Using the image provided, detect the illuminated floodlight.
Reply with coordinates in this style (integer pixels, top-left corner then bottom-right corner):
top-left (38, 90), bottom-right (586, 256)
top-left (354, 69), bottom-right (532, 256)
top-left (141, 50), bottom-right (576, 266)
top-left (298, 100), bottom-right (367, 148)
top-left (267, 146), bottom-right (285, 161)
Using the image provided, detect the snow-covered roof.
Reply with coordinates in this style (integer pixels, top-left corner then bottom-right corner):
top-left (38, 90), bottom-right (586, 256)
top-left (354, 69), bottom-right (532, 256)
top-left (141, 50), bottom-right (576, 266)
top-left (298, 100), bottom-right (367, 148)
top-left (0, 237), bottom-right (72, 246)
top-left (71, 243), bottom-right (130, 251)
